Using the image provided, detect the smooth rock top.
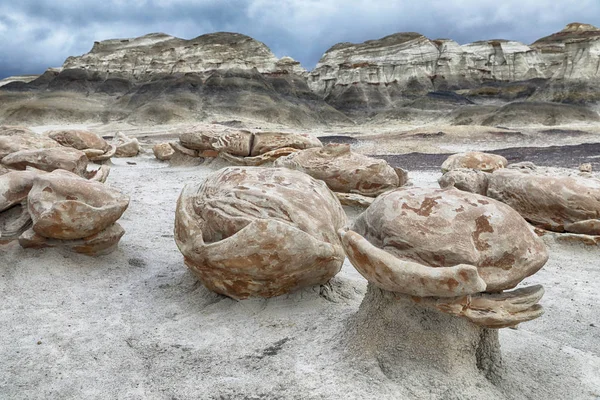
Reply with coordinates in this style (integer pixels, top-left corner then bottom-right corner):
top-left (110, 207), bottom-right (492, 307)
top-left (63, 32), bottom-right (306, 78)
top-left (441, 152), bottom-right (508, 173)
top-left (350, 187), bottom-right (548, 292)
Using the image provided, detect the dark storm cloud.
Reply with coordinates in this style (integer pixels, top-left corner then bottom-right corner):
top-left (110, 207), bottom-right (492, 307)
top-left (1, 0), bottom-right (599, 79)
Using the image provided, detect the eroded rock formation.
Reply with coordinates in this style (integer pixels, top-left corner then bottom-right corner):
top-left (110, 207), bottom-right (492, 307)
top-left (0, 126), bottom-right (60, 159)
top-left (308, 23), bottom-right (600, 117)
top-left (174, 167), bottom-right (347, 299)
top-left (441, 152), bottom-right (507, 173)
top-left (2, 147), bottom-right (89, 175)
top-left (340, 186), bottom-right (547, 386)
top-left (48, 130), bottom-right (117, 161)
top-left (439, 164), bottom-right (600, 235)
top-left (175, 128), bottom-right (323, 165)
top-left (16, 169), bottom-right (129, 255)
top-left (274, 143), bottom-right (406, 196)
top-left (113, 132), bottom-right (140, 157)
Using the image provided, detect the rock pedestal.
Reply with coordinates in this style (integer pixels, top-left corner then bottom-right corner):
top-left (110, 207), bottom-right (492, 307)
top-left (346, 284), bottom-right (502, 385)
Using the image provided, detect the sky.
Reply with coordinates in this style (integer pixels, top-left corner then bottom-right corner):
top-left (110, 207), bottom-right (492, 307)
top-left (1, 0), bottom-right (599, 79)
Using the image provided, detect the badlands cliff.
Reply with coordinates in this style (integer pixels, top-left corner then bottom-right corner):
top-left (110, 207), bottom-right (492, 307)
top-left (309, 22), bottom-right (600, 115)
top-left (1, 23), bottom-right (600, 126)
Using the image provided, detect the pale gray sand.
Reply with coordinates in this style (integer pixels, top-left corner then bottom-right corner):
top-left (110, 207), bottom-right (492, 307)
top-left (1, 151), bottom-right (599, 399)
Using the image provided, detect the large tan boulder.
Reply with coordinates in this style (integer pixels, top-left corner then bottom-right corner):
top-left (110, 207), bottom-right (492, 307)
top-left (1, 147), bottom-right (88, 175)
top-left (0, 170), bottom-right (40, 212)
top-left (440, 165), bottom-right (600, 235)
top-left (179, 129), bottom-right (222, 151)
top-left (0, 170), bottom-right (43, 242)
top-left (486, 168), bottom-right (600, 235)
top-left (174, 167), bottom-right (347, 299)
top-left (153, 143), bottom-right (175, 161)
top-left (19, 223), bottom-right (125, 256)
top-left (250, 131), bottom-right (322, 156)
top-left (211, 130), bottom-right (253, 156)
top-left (178, 129), bottom-right (322, 160)
top-left (47, 130), bottom-right (117, 162)
top-left (340, 187), bottom-right (547, 331)
top-left (113, 132), bottom-right (140, 157)
top-left (441, 151), bottom-right (507, 173)
top-left (343, 187), bottom-right (547, 294)
top-left (438, 168), bottom-right (489, 195)
top-left (48, 130), bottom-right (110, 152)
top-left (275, 144), bottom-right (405, 197)
top-left (27, 169), bottom-right (129, 240)
top-left (0, 126), bottom-right (60, 159)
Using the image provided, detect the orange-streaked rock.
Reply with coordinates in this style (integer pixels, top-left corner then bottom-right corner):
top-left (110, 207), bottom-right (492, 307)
top-left (343, 187), bottom-right (547, 293)
top-left (441, 151), bottom-right (507, 173)
top-left (1, 147), bottom-right (88, 175)
top-left (19, 223), bottom-right (125, 255)
top-left (275, 144), bottom-right (404, 196)
top-left (48, 130), bottom-right (110, 152)
top-left (27, 169), bottom-right (129, 240)
top-left (486, 168), bottom-right (600, 235)
top-left (174, 167), bottom-right (347, 299)
top-left (153, 143), bottom-right (175, 161)
top-left (0, 126), bottom-right (60, 159)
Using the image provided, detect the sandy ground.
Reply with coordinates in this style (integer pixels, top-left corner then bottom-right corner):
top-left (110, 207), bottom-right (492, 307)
top-left (1, 127), bottom-right (600, 399)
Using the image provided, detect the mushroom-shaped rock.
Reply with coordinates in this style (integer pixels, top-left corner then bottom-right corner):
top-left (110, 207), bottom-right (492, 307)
top-left (341, 187), bottom-right (547, 386)
top-left (441, 151), bottom-right (507, 173)
top-left (48, 130), bottom-right (110, 152)
top-left (250, 131), bottom-right (322, 156)
top-left (342, 187), bottom-right (547, 295)
top-left (174, 167), bottom-right (347, 299)
top-left (153, 143), bottom-right (175, 161)
top-left (274, 144), bottom-right (405, 197)
top-left (113, 132), bottom-right (140, 157)
top-left (486, 168), bottom-right (600, 235)
top-left (1, 147), bottom-right (88, 175)
top-left (27, 169), bottom-right (129, 240)
top-left (0, 126), bottom-right (61, 159)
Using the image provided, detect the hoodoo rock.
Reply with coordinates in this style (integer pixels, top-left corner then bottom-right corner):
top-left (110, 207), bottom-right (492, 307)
top-left (174, 167), bottom-right (347, 299)
top-left (340, 186), bottom-right (547, 389)
top-left (342, 187), bottom-right (547, 295)
top-left (275, 143), bottom-right (405, 197)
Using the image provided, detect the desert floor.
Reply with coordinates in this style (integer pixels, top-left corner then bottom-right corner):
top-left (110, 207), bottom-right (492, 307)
top-left (1, 123), bottom-right (599, 399)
